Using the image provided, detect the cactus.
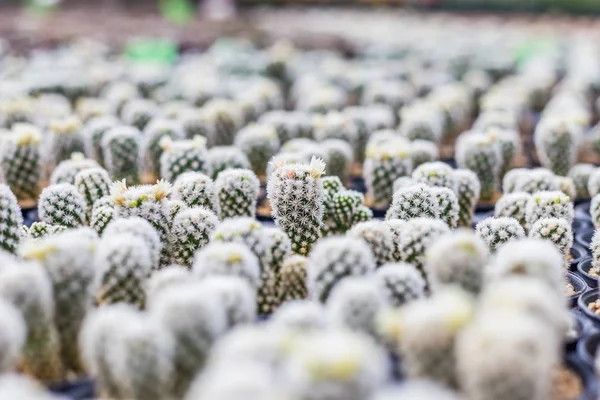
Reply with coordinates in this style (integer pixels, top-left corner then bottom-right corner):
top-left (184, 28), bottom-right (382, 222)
top-left (202, 99), bottom-right (244, 146)
top-left (556, 176), bottom-right (576, 200)
top-left (453, 169), bottom-right (481, 227)
top-left (167, 199), bottom-right (187, 225)
top-left (171, 172), bottom-right (216, 211)
top-left (307, 236), bottom-right (376, 302)
top-left (265, 226), bottom-right (292, 278)
top-left (193, 242), bottom-right (261, 289)
top-left (371, 381), bottom-right (460, 400)
top-left (38, 183), bottom-right (86, 228)
top-left (46, 116), bottom-right (85, 166)
top-left (313, 112), bottom-right (359, 151)
top-left (528, 218), bottom-right (572, 265)
top-left (82, 115), bottom-right (120, 165)
top-left (158, 136), bottom-right (211, 183)
top-left (568, 163), bottom-right (594, 199)
top-left (399, 289), bottom-right (474, 387)
top-left (167, 207), bottom-right (219, 267)
top-left (214, 169), bottom-right (260, 220)
top-left (502, 168), bottom-right (528, 193)
top-left (25, 222), bottom-right (67, 239)
top-left (411, 162), bottom-right (457, 192)
top-left (93, 233), bottom-right (153, 308)
top-left (591, 193), bottom-right (600, 229)
top-left (393, 177), bottom-right (417, 193)
top-left (0, 97), bottom-right (33, 128)
top-left (0, 185), bottom-right (22, 255)
top-left (121, 99), bottom-right (158, 131)
top-left (234, 124), bottom-right (280, 177)
top-left (534, 117), bottom-right (580, 176)
top-left (0, 123), bottom-right (42, 200)
top-left (207, 146), bottom-right (251, 180)
top-left (588, 168), bottom-right (600, 197)
top-left (0, 299), bottom-right (26, 373)
top-left (374, 262), bottom-right (426, 307)
top-left (269, 300), bottom-right (326, 331)
top-left (494, 192), bottom-right (531, 230)
top-left (430, 187), bottom-right (459, 228)
top-left (177, 108), bottom-right (213, 140)
top-left (20, 230), bottom-right (97, 373)
top-left (362, 80), bottom-right (414, 114)
top-left (512, 168), bottom-right (559, 194)
top-left (90, 206), bottom-right (115, 235)
top-left (364, 139), bottom-right (413, 208)
top-left (49, 154), bottom-right (99, 185)
top-left (475, 216), bottom-right (525, 252)
top-left (425, 230), bottom-right (488, 294)
top-left (399, 103), bottom-right (444, 142)
top-left (325, 189), bottom-right (367, 234)
top-left (267, 156), bottom-right (326, 255)
top-left (74, 167), bottom-right (111, 221)
top-left (348, 221), bottom-right (394, 266)
top-left (101, 126), bottom-right (142, 184)
top-left (486, 127), bottom-right (521, 178)
top-left (142, 118), bottom-right (185, 178)
top-left (388, 184), bottom-right (439, 221)
top-left (456, 132), bottom-right (501, 201)
top-left (260, 110), bottom-right (314, 143)
top-left (277, 255), bottom-right (309, 303)
top-left (196, 276), bottom-right (256, 329)
top-left (145, 264), bottom-right (191, 301)
top-left (322, 139), bottom-right (353, 184)
top-left (103, 217), bottom-right (162, 270)
top-left (525, 190), bottom-right (574, 227)
top-left (344, 105), bottom-right (394, 162)
top-left (410, 140), bottom-right (439, 169)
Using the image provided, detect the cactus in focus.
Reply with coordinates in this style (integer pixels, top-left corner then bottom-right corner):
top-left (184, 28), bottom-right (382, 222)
top-left (410, 140), bottom-right (439, 169)
top-left (456, 132), bottom-right (501, 201)
top-left (494, 192), bottom-right (531, 230)
top-left (172, 172), bottom-right (216, 212)
top-left (568, 163), bottom-right (594, 199)
top-left (323, 139), bottom-right (353, 184)
top-left (534, 117), bottom-right (580, 176)
top-left (374, 262), bottom-right (426, 307)
top-left (411, 162), bottom-right (457, 192)
top-left (103, 217), bottom-right (162, 270)
top-left (142, 118), bottom-right (185, 178)
top-left (234, 124), bottom-right (280, 177)
top-left (0, 185), bottom-right (22, 254)
top-left (388, 184), bottom-right (439, 221)
top-left (49, 154), bottom-right (99, 185)
top-left (215, 169), bottom-right (260, 220)
top-left (0, 123), bottom-right (42, 200)
top-left (101, 126), bottom-right (142, 184)
top-left (82, 115), bottom-right (120, 165)
top-left (47, 116), bottom-right (85, 166)
top-left (348, 221), bottom-right (394, 266)
top-left (25, 222), bottom-right (67, 240)
top-left (74, 167), bottom-right (111, 221)
top-left (391, 217), bottom-right (450, 273)
top-left (207, 146), bottom-right (251, 180)
top-left (38, 183), bottom-right (86, 228)
top-left (277, 255), bottom-right (309, 303)
top-left (90, 206), bottom-right (115, 235)
top-left (525, 190), bottom-right (574, 227)
top-left (193, 242), bottom-right (261, 289)
top-left (430, 187), bottom-right (459, 228)
top-left (528, 218), bottom-right (572, 265)
top-left (475, 217), bottom-right (525, 252)
top-left (453, 169), bottom-right (480, 227)
top-left (167, 207), bottom-right (219, 267)
top-left (159, 136), bottom-right (211, 182)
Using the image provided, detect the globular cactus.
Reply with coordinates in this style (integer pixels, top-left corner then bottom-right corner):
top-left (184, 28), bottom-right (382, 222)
top-left (425, 230), bottom-right (488, 295)
top-left (323, 139), bottom-right (353, 184)
top-left (307, 236), bottom-right (376, 302)
top-left (487, 127), bottom-right (521, 178)
top-left (568, 163), bottom-right (594, 199)
top-left (525, 190), bottom-right (574, 227)
top-left (398, 289), bottom-right (474, 388)
top-left (0, 185), bottom-right (22, 254)
top-left (167, 199), bottom-right (187, 226)
top-left (193, 242), bottom-right (261, 289)
top-left (269, 300), bottom-right (327, 331)
top-left (374, 262), bottom-right (426, 308)
top-left (344, 105), bottom-right (394, 162)
top-left (260, 110), bottom-right (314, 143)
top-left (196, 276), bottom-right (256, 329)
top-left (411, 162), bottom-right (457, 192)
top-left (0, 299), bottom-right (26, 373)
top-left (267, 156), bottom-right (326, 255)
top-left (430, 187), bottom-right (459, 228)
top-left (327, 277), bottom-right (388, 340)
top-left (393, 177), bottom-right (417, 193)
top-left (388, 184), bottom-right (439, 221)
top-left (326, 189), bottom-right (369, 234)
top-left (277, 255), bottom-right (309, 303)
top-left (265, 227), bottom-right (292, 281)
top-left (0, 96), bottom-right (33, 128)
top-left (142, 118), bottom-right (185, 178)
top-left (159, 136), bottom-right (211, 182)
top-left (234, 124), bottom-right (280, 178)
top-left (148, 282), bottom-right (225, 397)
top-left (202, 99), bottom-right (244, 147)
top-left (75, 97), bottom-right (114, 123)
top-left (167, 207), bottom-right (219, 267)
top-left (38, 183), bottom-right (86, 228)
top-left (74, 167), bottom-right (111, 221)
top-left (49, 154), bottom-right (99, 185)
top-left (348, 221), bottom-right (394, 266)
top-left (82, 115), bottom-right (120, 165)
top-left (20, 230), bottom-right (97, 373)
top-left (46, 116), bottom-right (85, 166)
top-left (24, 222), bottom-right (67, 240)
top-left (177, 108), bottom-right (213, 140)
top-left (172, 172), bottom-right (216, 211)
top-left (145, 265), bottom-right (191, 301)
top-left (410, 140), bottom-right (439, 169)
top-left (399, 103), bottom-right (444, 142)
top-left (90, 206), bottom-right (115, 235)
top-left (364, 139), bottom-right (413, 208)
top-left (103, 217), bottom-right (162, 270)
top-left (528, 217), bottom-right (572, 265)
top-left (0, 123), bottom-right (42, 200)
top-left (362, 80), bottom-right (414, 115)
top-left (534, 117), bottom-right (580, 176)
top-left (313, 112), bottom-right (359, 151)
top-left (588, 168), bottom-right (600, 197)
top-left (512, 168), bottom-right (559, 194)
top-left (591, 193), bottom-right (600, 229)
top-left (453, 169), bottom-right (480, 227)
top-left (214, 169), bottom-right (260, 220)
top-left (494, 192), bottom-right (531, 230)
top-left (121, 98), bottom-right (159, 131)
top-left (102, 81), bottom-right (140, 114)
top-left (475, 217), bottom-right (525, 252)
top-left (101, 126), bottom-right (142, 184)
top-left (502, 168), bottom-right (528, 193)
top-left (93, 233), bottom-right (153, 308)
top-left (207, 146), bottom-right (251, 180)
top-left (456, 132), bottom-right (501, 201)
top-left (556, 176), bottom-right (576, 200)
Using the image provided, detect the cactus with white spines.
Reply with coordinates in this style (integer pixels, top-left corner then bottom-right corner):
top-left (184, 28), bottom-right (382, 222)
top-left (82, 115), bottom-right (120, 165)
top-left (331, 189), bottom-right (368, 233)
top-left (0, 299), bottom-right (26, 373)
top-left (196, 276), bottom-right (256, 329)
top-left (568, 163), bottom-right (594, 199)
top-left (374, 262), bottom-right (426, 307)
top-left (0, 97), bottom-right (33, 128)
top-left (0, 185), bottom-right (22, 255)
top-left (364, 139), bottom-right (413, 208)
top-left (234, 124), bottom-right (280, 177)
top-left (207, 146), bottom-right (251, 180)
top-left (142, 118), bottom-right (185, 178)
top-left (307, 236), bottom-right (376, 303)
top-left (193, 242), bottom-right (261, 289)
top-left (75, 97), bottom-right (114, 123)
top-left (588, 168), bottom-right (600, 197)
top-left (528, 218), bottom-right (573, 265)
top-left (388, 184), bottom-right (439, 221)
top-left (556, 176), bottom-right (576, 200)
top-left (534, 117), bottom-right (580, 176)
top-left (313, 112), bottom-right (359, 151)
top-left (177, 108), bottom-right (213, 140)
top-left (172, 171), bottom-right (216, 212)
top-left (269, 300), bottom-right (327, 331)
top-left (430, 187), bottom-right (459, 228)
top-left (93, 233), bottom-right (153, 308)
top-left (398, 289), bottom-right (474, 388)
top-left (386, 219), bottom-right (406, 262)
top-left (487, 127), bottom-right (521, 178)
top-left (425, 230), bottom-right (488, 294)
top-left (0, 261), bottom-right (64, 382)
top-left (475, 217), bottom-right (525, 252)
top-left (167, 199), bottom-right (187, 226)
top-left (512, 168), bottom-right (559, 194)
top-left (148, 282), bottom-right (225, 397)
top-left (453, 168), bottom-right (480, 227)
top-left (0, 123), bottom-right (42, 200)
top-left (410, 140), bottom-right (439, 169)
top-left (121, 99), bottom-right (158, 131)
top-left (103, 217), bottom-right (162, 270)
top-left (348, 221), bottom-right (394, 266)
top-left (393, 176), bottom-right (417, 193)
top-left (399, 103), bottom-right (444, 142)
top-left (145, 264), bottom-right (191, 301)
top-left (90, 206), bottom-right (115, 235)
top-left (101, 126), bottom-right (142, 184)
top-left (456, 132), bottom-right (501, 201)
top-left (20, 230), bottom-right (97, 373)
top-left (392, 217), bottom-right (450, 273)
top-left (25, 222), bottom-right (67, 240)
top-left (591, 193), bottom-right (600, 230)
top-left (265, 227), bottom-right (292, 279)
top-left (38, 183), bottom-right (86, 228)
top-left (494, 192), bottom-right (531, 229)
top-left (277, 255), bottom-right (309, 303)
top-left (411, 162), bottom-right (457, 192)
top-left (214, 169), bottom-right (260, 220)
top-left (167, 207), bottom-right (219, 267)
top-left (323, 139), bottom-right (353, 184)
top-left (46, 116), bottom-right (85, 166)
top-left (371, 381), bottom-right (460, 400)
top-left (159, 135), bottom-right (211, 183)
top-left (525, 190), bottom-right (574, 227)
top-left (502, 168), bottom-right (528, 193)
top-left (344, 106), bottom-right (393, 162)
top-left (202, 99), bottom-right (244, 147)
top-left (267, 156), bottom-right (326, 255)
top-left (74, 167), bottom-right (111, 221)
top-left (49, 154), bottom-right (99, 185)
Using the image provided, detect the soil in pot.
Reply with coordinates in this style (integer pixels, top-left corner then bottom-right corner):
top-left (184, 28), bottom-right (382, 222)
top-left (551, 365), bottom-right (583, 400)
top-left (577, 258), bottom-right (598, 288)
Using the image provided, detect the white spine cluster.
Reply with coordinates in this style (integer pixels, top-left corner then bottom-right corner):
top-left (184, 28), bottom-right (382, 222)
top-left (494, 192), bottom-right (531, 229)
top-left (410, 140), bottom-right (439, 169)
top-left (453, 169), bottom-right (481, 227)
top-left (49, 154), bottom-right (99, 185)
top-left (411, 162), bottom-right (457, 192)
top-left (391, 217), bottom-right (450, 272)
top-left (193, 242), bottom-right (261, 289)
top-left (38, 183), bottom-right (86, 228)
top-left (525, 190), bottom-right (574, 227)
top-left (234, 124), bottom-right (280, 177)
top-left (159, 136), bottom-right (211, 182)
top-left (0, 185), bottom-right (22, 255)
top-left (46, 116), bottom-right (85, 166)
top-left (214, 169), bottom-right (260, 220)
top-left (475, 217), bottom-right (525, 252)
top-left (172, 172), bottom-right (217, 212)
top-left (430, 187), bottom-right (459, 228)
top-left (348, 221), bottom-right (394, 266)
top-left (103, 217), bottom-right (163, 270)
top-left (374, 262), bottom-right (425, 308)
top-left (74, 167), bottom-right (111, 220)
top-left (0, 123), bottom-right (42, 200)
top-left (455, 132), bottom-right (501, 201)
top-left (322, 139), bottom-right (353, 184)
top-left (101, 126), bottom-right (143, 184)
top-left (207, 146), bottom-right (251, 180)
top-left (388, 184), bottom-right (439, 221)
top-left (512, 168), bottom-right (559, 194)
top-left (534, 117), bottom-right (580, 176)
top-left (167, 207), bottom-right (219, 267)
top-left (528, 218), bottom-right (573, 264)
top-left (82, 115), bottom-right (120, 164)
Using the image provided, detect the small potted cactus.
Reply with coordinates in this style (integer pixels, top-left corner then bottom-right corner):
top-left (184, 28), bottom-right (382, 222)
top-left (475, 216), bottom-right (525, 252)
top-left (214, 169), bottom-right (260, 220)
top-left (455, 132), bottom-right (501, 202)
top-left (234, 124), bottom-right (280, 179)
top-left (159, 136), bottom-right (211, 183)
top-left (0, 123), bottom-right (42, 201)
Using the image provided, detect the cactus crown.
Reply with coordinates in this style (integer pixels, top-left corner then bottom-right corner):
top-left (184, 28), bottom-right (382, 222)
top-left (38, 183), bottom-right (87, 228)
top-left (193, 242), bottom-right (261, 288)
top-left (411, 162), bottom-right (457, 192)
top-left (475, 216), bottom-right (525, 252)
top-left (214, 169), bottom-right (260, 220)
top-left (389, 183), bottom-right (439, 221)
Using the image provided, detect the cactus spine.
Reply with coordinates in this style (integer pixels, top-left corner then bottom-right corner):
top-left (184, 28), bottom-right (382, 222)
top-left (101, 126), bottom-right (142, 184)
top-left (214, 169), bottom-right (260, 220)
top-left (167, 207), bottom-right (219, 267)
top-left (0, 123), bottom-right (42, 200)
top-left (0, 185), bottom-right (22, 254)
top-left (453, 169), bottom-right (481, 227)
top-left (159, 136), bottom-right (211, 183)
top-left (38, 183), bottom-right (86, 228)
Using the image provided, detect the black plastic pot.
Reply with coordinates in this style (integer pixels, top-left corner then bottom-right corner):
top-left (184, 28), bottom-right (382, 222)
top-left (576, 229), bottom-right (595, 250)
top-left (573, 218), bottom-right (593, 233)
top-left (576, 332), bottom-right (600, 372)
top-left (578, 290), bottom-right (600, 326)
top-left (565, 351), bottom-right (599, 400)
top-left (371, 208), bottom-right (387, 219)
top-left (576, 201), bottom-right (592, 221)
top-left (571, 245), bottom-right (589, 271)
top-left (21, 206), bottom-right (38, 228)
top-left (472, 211), bottom-right (494, 228)
top-left (565, 311), bottom-right (587, 352)
top-left (567, 272), bottom-right (588, 307)
top-left (48, 378), bottom-right (95, 400)
top-left (578, 259), bottom-right (598, 289)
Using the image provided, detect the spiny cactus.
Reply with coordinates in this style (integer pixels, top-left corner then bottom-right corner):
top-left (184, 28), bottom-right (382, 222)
top-left (0, 185), bottom-right (22, 255)
top-left (177, 108), bottom-right (213, 139)
top-left (588, 168), bottom-right (600, 197)
top-left (411, 161), bottom-right (457, 192)
top-left (322, 139), bottom-right (353, 184)
top-left (207, 146), bottom-right (251, 180)
top-left (307, 236), bottom-right (376, 303)
top-left (325, 189), bottom-right (368, 234)
top-left (494, 192), bottom-right (531, 229)
top-left (525, 190), bottom-right (574, 227)
top-left (172, 172), bottom-right (216, 212)
top-left (528, 217), bottom-right (572, 265)
top-left (388, 184), bottom-right (439, 221)
top-left (202, 99), bottom-right (244, 147)
top-left (25, 222), bottom-right (67, 240)
top-left (0, 299), bottom-right (26, 373)
top-left (38, 183), bottom-right (86, 228)
top-left (393, 176), bottom-right (417, 193)
top-left (49, 154), bottom-right (99, 185)
top-left (456, 132), bottom-right (501, 201)
top-left (159, 136), bottom-right (211, 183)
top-left (502, 168), bottom-right (528, 193)
top-left (591, 193), bottom-right (600, 230)
top-left (142, 118), bottom-right (185, 178)
top-left (93, 233), bottom-right (153, 308)
top-left (364, 139), bottom-right (413, 208)
top-left (453, 169), bottom-right (480, 227)
top-left (568, 163), bottom-right (594, 199)
top-left (259, 110), bottom-right (313, 144)
top-left (82, 115), bottom-right (120, 165)
top-left (214, 169), bottom-right (260, 220)
top-left (277, 255), bottom-right (309, 303)
top-left (193, 242), bottom-right (261, 288)
top-left (103, 217), bottom-right (162, 270)
top-left (313, 112), bottom-right (359, 151)
top-left (167, 207), bottom-right (219, 267)
top-left (145, 264), bottom-right (191, 301)
top-left (102, 126), bottom-right (142, 184)
top-left (121, 98), bottom-right (159, 131)
top-left (556, 176), bottom-right (576, 200)
top-left (0, 96), bottom-right (33, 128)
top-left (487, 127), bottom-right (521, 178)
top-left (430, 187), bottom-right (459, 228)
top-left (399, 103), bottom-right (444, 142)
top-left (372, 381), bottom-right (460, 400)
top-left (374, 262), bottom-right (426, 307)
top-left (234, 124), bottom-right (280, 177)
top-left (391, 217), bottom-right (450, 272)
top-left (46, 116), bottom-right (85, 166)
top-left (475, 216), bottom-right (525, 252)
top-left (534, 117), bottom-right (580, 176)
top-left (265, 227), bottom-right (292, 280)
top-left (74, 167), bottom-right (111, 221)
top-left (90, 206), bottom-right (115, 235)
top-left (512, 168), bottom-right (559, 194)
top-left (410, 140), bottom-right (439, 169)
top-left (0, 123), bottom-right (42, 200)
top-left (269, 300), bottom-right (327, 331)
top-left (348, 221), bottom-right (394, 266)
top-left (196, 276), bottom-right (256, 329)
top-left (267, 156), bottom-right (326, 255)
